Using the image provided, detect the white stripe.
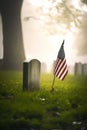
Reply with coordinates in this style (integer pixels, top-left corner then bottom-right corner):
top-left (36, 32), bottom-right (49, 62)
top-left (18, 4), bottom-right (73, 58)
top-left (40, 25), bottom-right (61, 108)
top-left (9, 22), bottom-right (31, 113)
top-left (58, 62), bottom-right (67, 78)
top-left (56, 58), bottom-right (66, 73)
top-left (54, 59), bottom-right (61, 74)
top-left (60, 68), bottom-right (68, 80)
top-left (55, 59), bottom-right (66, 77)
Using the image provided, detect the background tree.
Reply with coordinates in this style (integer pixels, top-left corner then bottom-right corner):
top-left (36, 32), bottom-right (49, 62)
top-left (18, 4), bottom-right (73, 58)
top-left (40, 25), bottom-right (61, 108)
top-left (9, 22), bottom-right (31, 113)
top-left (0, 0), bottom-right (25, 70)
top-left (28, 0), bottom-right (87, 56)
top-left (82, 0), bottom-right (87, 4)
top-left (29, 0), bottom-right (86, 35)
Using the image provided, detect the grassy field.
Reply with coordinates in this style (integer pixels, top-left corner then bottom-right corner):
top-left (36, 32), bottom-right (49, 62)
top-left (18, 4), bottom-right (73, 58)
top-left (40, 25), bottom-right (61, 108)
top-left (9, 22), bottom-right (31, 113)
top-left (0, 71), bottom-right (87, 130)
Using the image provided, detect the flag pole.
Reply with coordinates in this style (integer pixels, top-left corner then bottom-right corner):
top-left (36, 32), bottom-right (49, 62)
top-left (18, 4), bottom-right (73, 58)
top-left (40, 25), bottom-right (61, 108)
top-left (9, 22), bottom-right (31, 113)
top-left (50, 75), bottom-right (56, 92)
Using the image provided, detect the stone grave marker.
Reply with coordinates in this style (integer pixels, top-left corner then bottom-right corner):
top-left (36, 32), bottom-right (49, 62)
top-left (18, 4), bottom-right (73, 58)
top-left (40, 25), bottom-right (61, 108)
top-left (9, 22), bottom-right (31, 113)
top-left (23, 59), bottom-right (41, 91)
top-left (74, 62), bottom-right (82, 75)
top-left (82, 63), bottom-right (87, 75)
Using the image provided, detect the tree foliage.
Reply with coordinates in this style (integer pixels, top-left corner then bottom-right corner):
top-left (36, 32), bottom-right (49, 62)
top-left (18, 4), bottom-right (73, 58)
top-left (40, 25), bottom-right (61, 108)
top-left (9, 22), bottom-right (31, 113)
top-left (81, 0), bottom-right (87, 4)
top-left (30, 0), bottom-right (86, 35)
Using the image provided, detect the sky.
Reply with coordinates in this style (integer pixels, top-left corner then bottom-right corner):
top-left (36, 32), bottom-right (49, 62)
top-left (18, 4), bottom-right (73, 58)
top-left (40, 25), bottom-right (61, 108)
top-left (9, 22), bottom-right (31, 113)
top-left (0, 0), bottom-right (87, 71)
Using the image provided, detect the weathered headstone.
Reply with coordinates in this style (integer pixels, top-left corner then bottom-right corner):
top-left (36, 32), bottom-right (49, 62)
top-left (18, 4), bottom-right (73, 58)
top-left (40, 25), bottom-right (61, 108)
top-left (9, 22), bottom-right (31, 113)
top-left (74, 62), bottom-right (82, 75)
top-left (41, 62), bottom-right (47, 73)
top-left (23, 59), bottom-right (41, 91)
top-left (0, 59), bottom-right (3, 70)
top-left (23, 61), bottom-right (28, 90)
top-left (82, 63), bottom-right (87, 75)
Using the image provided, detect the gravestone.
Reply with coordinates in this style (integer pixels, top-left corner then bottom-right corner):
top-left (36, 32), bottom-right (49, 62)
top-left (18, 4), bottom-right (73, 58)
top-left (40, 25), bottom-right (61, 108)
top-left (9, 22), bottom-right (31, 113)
top-left (23, 61), bottom-right (28, 90)
top-left (82, 63), bottom-right (87, 75)
top-left (23, 59), bottom-right (41, 91)
top-left (41, 62), bottom-right (47, 73)
top-left (74, 62), bottom-right (82, 75)
top-left (0, 59), bottom-right (3, 70)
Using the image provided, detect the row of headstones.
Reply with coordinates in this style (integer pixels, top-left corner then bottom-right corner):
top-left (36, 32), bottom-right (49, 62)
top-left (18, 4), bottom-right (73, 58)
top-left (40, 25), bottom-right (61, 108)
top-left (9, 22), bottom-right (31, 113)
top-left (74, 62), bottom-right (87, 75)
top-left (0, 59), bottom-right (46, 91)
top-left (0, 59), bottom-right (47, 73)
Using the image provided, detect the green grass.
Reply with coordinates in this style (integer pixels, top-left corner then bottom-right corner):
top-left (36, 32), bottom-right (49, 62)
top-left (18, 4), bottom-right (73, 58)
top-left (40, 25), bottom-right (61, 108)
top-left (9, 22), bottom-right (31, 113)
top-left (0, 71), bottom-right (87, 130)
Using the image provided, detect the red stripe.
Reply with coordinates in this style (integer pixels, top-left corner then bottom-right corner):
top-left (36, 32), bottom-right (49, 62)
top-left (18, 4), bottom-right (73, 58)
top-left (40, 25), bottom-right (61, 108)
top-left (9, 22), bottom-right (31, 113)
top-left (56, 64), bottom-right (66, 78)
top-left (58, 61), bottom-right (67, 77)
top-left (56, 59), bottom-right (66, 75)
top-left (58, 65), bottom-right (67, 79)
top-left (54, 59), bottom-right (66, 76)
top-left (54, 58), bottom-right (68, 80)
top-left (54, 59), bottom-right (61, 74)
top-left (54, 59), bottom-right (63, 74)
top-left (61, 69), bottom-right (68, 80)
top-left (63, 70), bottom-right (68, 80)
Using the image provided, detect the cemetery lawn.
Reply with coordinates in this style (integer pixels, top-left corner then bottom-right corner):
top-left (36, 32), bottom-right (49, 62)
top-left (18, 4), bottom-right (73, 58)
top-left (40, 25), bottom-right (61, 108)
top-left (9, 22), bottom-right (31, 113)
top-left (0, 71), bottom-right (87, 130)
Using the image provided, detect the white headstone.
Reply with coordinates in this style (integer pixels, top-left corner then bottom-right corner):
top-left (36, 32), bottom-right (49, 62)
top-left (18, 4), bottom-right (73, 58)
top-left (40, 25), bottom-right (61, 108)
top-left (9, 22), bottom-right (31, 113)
top-left (74, 62), bottom-right (82, 75)
top-left (41, 62), bottom-right (47, 73)
top-left (82, 64), bottom-right (87, 75)
top-left (23, 59), bottom-right (41, 91)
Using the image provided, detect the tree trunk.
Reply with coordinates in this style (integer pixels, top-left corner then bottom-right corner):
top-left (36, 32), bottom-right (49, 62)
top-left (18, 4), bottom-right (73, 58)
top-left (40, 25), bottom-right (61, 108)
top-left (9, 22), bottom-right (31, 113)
top-left (0, 0), bottom-right (25, 70)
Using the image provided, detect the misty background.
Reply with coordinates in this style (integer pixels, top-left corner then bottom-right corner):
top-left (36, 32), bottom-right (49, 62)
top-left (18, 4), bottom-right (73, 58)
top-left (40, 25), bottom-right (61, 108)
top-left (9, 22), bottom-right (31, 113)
top-left (0, 0), bottom-right (87, 71)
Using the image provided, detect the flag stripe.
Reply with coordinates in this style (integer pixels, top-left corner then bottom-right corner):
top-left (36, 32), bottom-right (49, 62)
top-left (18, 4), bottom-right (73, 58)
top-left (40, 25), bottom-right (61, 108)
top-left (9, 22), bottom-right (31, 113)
top-left (60, 68), bottom-right (68, 80)
top-left (55, 58), bottom-right (66, 76)
top-left (54, 58), bottom-right (66, 76)
top-left (58, 64), bottom-right (68, 79)
top-left (54, 59), bottom-right (64, 75)
top-left (58, 61), bottom-right (67, 78)
top-left (54, 59), bottom-right (61, 74)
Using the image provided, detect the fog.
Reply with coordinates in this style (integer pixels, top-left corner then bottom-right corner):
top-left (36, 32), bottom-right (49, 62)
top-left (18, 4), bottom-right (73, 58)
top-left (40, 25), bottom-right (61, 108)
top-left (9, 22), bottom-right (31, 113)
top-left (0, 0), bottom-right (87, 71)
top-left (74, 12), bottom-right (87, 56)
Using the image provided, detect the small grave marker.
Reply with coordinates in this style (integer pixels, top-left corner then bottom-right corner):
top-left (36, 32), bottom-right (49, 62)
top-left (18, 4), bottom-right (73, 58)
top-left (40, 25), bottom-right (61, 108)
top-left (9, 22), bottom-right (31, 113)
top-left (74, 62), bottom-right (82, 75)
top-left (82, 63), bottom-right (87, 75)
top-left (23, 59), bottom-right (41, 91)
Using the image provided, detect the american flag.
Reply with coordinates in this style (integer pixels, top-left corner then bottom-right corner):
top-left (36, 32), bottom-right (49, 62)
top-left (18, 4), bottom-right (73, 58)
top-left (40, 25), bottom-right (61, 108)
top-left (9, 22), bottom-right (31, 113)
top-left (53, 40), bottom-right (68, 80)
